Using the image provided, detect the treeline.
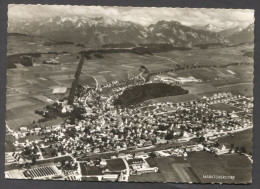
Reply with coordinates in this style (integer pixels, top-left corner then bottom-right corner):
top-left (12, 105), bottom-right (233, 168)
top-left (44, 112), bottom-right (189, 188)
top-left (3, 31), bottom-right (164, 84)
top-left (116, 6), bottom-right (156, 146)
top-left (7, 33), bottom-right (33, 37)
top-left (43, 41), bottom-right (74, 46)
top-left (7, 53), bottom-right (41, 69)
top-left (195, 43), bottom-right (227, 49)
top-left (138, 43), bottom-right (192, 52)
top-left (81, 43), bottom-right (192, 58)
top-left (114, 83), bottom-right (188, 106)
top-left (102, 43), bottom-right (136, 48)
top-left (42, 51), bottom-right (69, 55)
top-left (230, 41), bottom-right (254, 47)
top-left (243, 51), bottom-right (254, 58)
top-left (76, 44), bottom-right (85, 48)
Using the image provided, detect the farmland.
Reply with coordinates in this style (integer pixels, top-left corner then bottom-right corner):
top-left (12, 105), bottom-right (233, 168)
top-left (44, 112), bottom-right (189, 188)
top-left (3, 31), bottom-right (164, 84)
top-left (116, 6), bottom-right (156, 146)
top-left (218, 128), bottom-right (253, 155)
top-left (187, 151), bottom-right (252, 183)
top-left (6, 35), bottom-right (254, 131)
top-left (129, 156), bottom-right (200, 183)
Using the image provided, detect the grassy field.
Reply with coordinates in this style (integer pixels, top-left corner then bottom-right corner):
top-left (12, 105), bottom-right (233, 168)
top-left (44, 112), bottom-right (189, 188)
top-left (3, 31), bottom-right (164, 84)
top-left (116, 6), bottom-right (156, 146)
top-left (7, 35), bottom-right (84, 55)
top-left (129, 156), bottom-right (200, 183)
top-left (106, 159), bottom-right (126, 171)
top-left (188, 151), bottom-right (252, 183)
top-left (218, 128), bottom-right (253, 155)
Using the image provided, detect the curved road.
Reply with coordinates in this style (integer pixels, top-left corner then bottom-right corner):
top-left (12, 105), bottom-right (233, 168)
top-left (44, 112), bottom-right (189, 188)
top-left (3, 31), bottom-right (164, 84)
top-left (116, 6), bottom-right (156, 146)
top-left (121, 158), bottom-right (130, 181)
top-left (81, 71), bottom-right (99, 90)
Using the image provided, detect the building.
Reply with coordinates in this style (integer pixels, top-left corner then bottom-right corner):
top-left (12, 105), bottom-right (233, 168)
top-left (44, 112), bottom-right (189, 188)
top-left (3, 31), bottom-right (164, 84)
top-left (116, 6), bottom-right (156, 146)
top-left (19, 165), bottom-right (63, 180)
top-left (52, 87), bottom-right (67, 95)
top-left (102, 174), bottom-right (118, 181)
top-left (43, 59), bottom-right (60, 65)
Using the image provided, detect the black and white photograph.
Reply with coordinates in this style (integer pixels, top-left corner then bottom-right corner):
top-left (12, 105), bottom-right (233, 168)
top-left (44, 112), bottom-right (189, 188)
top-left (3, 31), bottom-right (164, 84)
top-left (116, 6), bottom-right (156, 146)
top-left (5, 4), bottom-right (254, 184)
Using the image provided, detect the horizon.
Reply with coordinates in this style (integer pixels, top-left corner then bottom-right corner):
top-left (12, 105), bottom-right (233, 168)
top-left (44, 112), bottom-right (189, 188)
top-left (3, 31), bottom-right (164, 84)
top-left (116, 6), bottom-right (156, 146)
top-left (8, 5), bottom-right (254, 31)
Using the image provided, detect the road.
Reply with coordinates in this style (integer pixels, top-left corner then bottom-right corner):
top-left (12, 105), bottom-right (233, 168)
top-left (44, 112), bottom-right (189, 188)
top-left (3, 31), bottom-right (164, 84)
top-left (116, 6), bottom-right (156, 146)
top-left (121, 158), bottom-right (130, 181)
top-left (81, 71), bottom-right (99, 90)
top-left (153, 55), bottom-right (178, 64)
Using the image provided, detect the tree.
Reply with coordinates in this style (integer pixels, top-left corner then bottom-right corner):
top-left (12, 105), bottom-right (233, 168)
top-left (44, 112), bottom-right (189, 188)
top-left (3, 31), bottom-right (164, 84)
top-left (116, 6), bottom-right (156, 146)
top-left (31, 156), bottom-right (37, 165)
top-left (240, 147), bottom-right (246, 154)
top-left (165, 133), bottom-right (174, 140)
top-left (198, 136), bottom-right (205, 142)
top-left (214, 141), bottom-right (220, 148)
top-left (24, 147), bottom-right (32, 156)
top-left (149, 152), bottom-right (157, 158)
top-left (51, 149), bottom-right (58, 157)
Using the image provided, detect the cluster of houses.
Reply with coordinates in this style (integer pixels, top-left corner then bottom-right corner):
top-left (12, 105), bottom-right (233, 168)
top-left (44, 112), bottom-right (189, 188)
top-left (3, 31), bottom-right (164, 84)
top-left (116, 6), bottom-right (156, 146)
top-left (7, 89), bottom-right (252, 167)
top-left (155, 75), bottom-right (202, 84)
top-left (5, 73), bottom-right (253, 181)
top-left (102, 76), bottom-right (145, 90)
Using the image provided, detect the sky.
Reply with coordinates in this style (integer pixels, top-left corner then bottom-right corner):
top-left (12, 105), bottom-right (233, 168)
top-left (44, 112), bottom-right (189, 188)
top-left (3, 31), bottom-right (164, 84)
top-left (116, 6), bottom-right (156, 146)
top-left (8, 5), bottom-right (254, 30)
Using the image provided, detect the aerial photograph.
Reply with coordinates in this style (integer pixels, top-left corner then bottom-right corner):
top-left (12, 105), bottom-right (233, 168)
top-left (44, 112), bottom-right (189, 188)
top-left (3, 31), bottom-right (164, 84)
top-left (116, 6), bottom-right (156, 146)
top-left (5, 5), bottom-right (254, 184)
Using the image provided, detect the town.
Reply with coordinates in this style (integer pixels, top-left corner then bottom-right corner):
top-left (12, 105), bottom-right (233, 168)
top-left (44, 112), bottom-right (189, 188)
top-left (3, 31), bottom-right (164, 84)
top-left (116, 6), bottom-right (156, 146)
top-left (5, 71), bottom-right (253, 181)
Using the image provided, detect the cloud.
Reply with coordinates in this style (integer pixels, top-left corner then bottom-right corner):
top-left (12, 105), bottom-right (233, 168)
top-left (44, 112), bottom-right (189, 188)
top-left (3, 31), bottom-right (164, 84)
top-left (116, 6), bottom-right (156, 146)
top-left (8, 5), bottom-right (254, 30)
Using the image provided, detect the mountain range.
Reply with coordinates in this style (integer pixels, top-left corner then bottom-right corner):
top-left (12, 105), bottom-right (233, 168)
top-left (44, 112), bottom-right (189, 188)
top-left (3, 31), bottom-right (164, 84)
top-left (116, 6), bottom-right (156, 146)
top-left (8, 16), bottom-right (253, 47)
top-left (219, 26), bottom-right (244, 37)
top-left (227, 24), bottom-right (254, 45)
top-left (192, 24), bottom-right (223, 32)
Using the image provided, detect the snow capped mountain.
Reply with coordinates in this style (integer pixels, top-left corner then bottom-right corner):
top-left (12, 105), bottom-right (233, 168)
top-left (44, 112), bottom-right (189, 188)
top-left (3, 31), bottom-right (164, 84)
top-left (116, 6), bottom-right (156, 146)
top-left (219, 26), bottom-right (244, 37)
top-left (147, 20), bottom-right (228, 46)
top-left (228, 24), bottom-right (254, 45)
top-left (192, 24), bottom-right (223, 32)
top-left (8, 16), bottom-right (230, 47)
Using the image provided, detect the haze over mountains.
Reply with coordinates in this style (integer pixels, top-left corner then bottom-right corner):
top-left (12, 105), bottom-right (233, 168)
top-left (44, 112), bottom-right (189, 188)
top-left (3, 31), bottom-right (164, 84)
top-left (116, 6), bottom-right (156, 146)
top-left (219, 26), bottom-right (244, 37)
top-left (8, 16), bottom-right (254, 47)
top-left (192, 24), bottom-right (223, 32)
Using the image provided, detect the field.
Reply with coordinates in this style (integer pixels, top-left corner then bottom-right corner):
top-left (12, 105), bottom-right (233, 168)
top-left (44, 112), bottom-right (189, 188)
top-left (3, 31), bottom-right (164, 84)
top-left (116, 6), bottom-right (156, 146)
top-left (7, 35), bottom-right (84, 55)
top-left (6, 35), bottom-right (254, 132)
top-left (129, 156), bottom-right (200, 183)
top-left (187, 151), bottom-right (252, 183)
top-left (218, 128), bottom-right (253, 154)
top-left (130, 151), bottom-right (252, 183)
top-left (106, 159), bottom-right (126, 171)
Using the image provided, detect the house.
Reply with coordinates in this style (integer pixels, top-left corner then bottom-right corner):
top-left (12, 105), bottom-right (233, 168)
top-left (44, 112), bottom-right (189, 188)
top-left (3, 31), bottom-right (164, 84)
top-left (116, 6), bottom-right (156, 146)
top-left (143, 140), bottom-right (153, 147)
top-left (20, 127), bottom-right (28, 132)
top-left (52, 87), bottom-right (67, 95)
top-left (102, 174), bottom-right (118, 181)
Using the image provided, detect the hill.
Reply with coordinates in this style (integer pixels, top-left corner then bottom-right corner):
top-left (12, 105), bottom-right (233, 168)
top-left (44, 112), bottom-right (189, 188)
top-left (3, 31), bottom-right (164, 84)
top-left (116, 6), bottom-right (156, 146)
top-left (113, 83), bottom-right (188, 106)
top-left (146, 21), bottom-right (228, 46)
